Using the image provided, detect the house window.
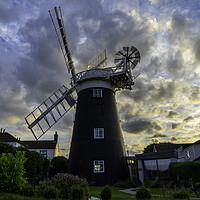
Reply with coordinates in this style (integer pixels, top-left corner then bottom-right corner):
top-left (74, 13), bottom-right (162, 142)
top-left (93, 89), bottom-right (102, 97)
top-left (94, 160), bottom-right (104, 173)
top-left (94, 128), bottom-right (104, 139)
top-left (40, 150), bottom-right (47, 157)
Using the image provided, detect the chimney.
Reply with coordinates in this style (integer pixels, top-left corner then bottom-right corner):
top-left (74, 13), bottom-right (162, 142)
top-left (54, 131), bottom-right (58, 142)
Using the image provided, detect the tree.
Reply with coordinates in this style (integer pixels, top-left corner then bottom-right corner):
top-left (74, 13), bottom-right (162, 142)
top-left (16, 146), bottom-right (50, 184)
top-left (51, 156), bottom-right (68, 174)
top-left (0, 151), bottom-right (27, 193)
top-left (143, 142), bottom-right (172, 153)
top-left (0, 143), bottom-right (50, 185)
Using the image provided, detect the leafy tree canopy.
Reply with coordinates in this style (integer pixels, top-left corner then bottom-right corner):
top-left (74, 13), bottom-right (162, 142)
top-left (143, 142), bottom-right (172, 153)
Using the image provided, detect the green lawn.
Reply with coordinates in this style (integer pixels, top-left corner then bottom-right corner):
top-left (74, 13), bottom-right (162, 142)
top-left (1, 187), bottom-right (200, 200)
top-left (90, 186), bottom-right (135, 199)
top-left (0, 193), bottom-right (61, 200)
top-left (91, 186), bottom-right (200, 200)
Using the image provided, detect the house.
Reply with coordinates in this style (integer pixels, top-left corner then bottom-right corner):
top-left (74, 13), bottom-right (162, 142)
top-left (0, 129), bottom-right (59, 159)
top-left (135, 141), bottom-right (200, 184)
top-left (0, 129), bottom-right (24, 147)
top-left (22, 132), bottom-right (59, 159)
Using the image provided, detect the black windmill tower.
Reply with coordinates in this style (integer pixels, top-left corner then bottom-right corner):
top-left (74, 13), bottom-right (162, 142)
top-left (25, 7), bottom-right (141, 185)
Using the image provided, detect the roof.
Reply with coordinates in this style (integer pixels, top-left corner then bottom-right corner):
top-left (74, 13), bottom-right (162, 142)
top-left (0, 132), bottom-right (23, 144)
top-left (21, 140), bottom-right (57, 149)
top-left (0, 132), bottom-right (57, 150)
top-left (136, 149), bottom-right (179, 160)
top-left (193, 140), bottom-right (200, 145)
top-left (154, 143), bottom-right (192, 152)
top-left (78, 67), bottom-right (113, 82)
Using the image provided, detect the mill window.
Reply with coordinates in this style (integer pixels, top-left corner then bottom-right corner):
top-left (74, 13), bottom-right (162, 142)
top-left (93, 89), bottom-right (102, 97)
top-left (94, 128), bottom-right (104, 139)
top-left (94, 160), bottom-right (104, 173)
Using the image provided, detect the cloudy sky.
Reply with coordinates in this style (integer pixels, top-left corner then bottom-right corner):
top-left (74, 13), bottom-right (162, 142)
top-left (0, 0), bottom-right (200, 156)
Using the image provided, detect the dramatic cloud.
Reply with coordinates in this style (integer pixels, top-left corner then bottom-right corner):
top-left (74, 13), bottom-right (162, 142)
top-left (172, 123), bottom-right (182, 130)
top-left (150, 133), bottom-right (167, 138)
top-left (183, 116), bottom-right (194, 123)
top-left (122, 119), bottom-right (163, 135)
top-left (167, 111), bottom-right (179, 118)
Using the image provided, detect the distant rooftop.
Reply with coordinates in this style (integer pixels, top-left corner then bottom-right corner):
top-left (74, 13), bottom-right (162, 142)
top-left (22, 140), bottom-right (57, 149)
top-left (0, 131), bottom-right (57, 150)
top-left (154, 143), bottom-right (192, 152)
top-left (0, 131), bottom-right (22, 143)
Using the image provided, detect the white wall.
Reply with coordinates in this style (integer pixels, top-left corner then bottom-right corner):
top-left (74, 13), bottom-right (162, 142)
top-left (29, 149), bottom-right (55, 160)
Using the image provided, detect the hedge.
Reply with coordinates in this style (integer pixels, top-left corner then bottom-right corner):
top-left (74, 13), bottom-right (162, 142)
top-left (169, 161), bottom-right (200, 186)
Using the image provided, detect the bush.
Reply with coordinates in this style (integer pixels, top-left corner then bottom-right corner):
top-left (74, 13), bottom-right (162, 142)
top-left (19, 184), bottom-right (35, 197)
top-left (0, 143), bottom-right (50, 185)
top-left (0, 151), bottom-right (27, 193)
top-left (38, 173), bottom-right (89, 199)
top-left (37, 184), bottom-right (59, 199)
top-left (51, 156), bottom-right (68, 171)
top-left (71, 185), bottom-right (84, 200)
top-left (136, 186), bottom-right (151, 199)
top-left (169, 162), bottom-right (200, 187)
top-left (100, 185), bottom-right (112, 200)
top-left (171, 189), bottom-right (190, 199)
top-left (16, 146), bottom-right (50, 184)
top-left (113, 178), bottom-right (140, 188)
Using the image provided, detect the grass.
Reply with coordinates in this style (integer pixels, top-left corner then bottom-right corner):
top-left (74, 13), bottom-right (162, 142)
top-left (91, 186), bottom-right (200, 200)
top-left (1, 187), bottom-right (200, 200)
top-left (90, 186), bottom-right (135, 199)
top-left (0, 193), bottom-right (61, 200)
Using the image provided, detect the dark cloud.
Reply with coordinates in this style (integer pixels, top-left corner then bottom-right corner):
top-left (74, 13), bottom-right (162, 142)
top-left (170, 136), bottom-right (178, 142)
top-left (167, 110), bottom-right (179, 118)
top-left (120, 77), bottom-right (178, 103)
top-left (15, 0), bottom-right (157, 105)
top-left (150, 133), bottom-right (167, 138)
top-left (183, 116), bottom-right (194, 123)
top-left (193, 38), bottom-right (200, 62)
top-left (0, 88), bottom-right (29, 123)
top-left (168, 12), bottom-right (188, 42)
top-left (144, 56), bottom-right (162, 78)
top-left (167, 51), bottom-right (185, 78)
top-left (171, 122), bottom-right (181, 130)
top-left (189, 86), bottom-right (200, 102)
top-left (122, 119), bottom-right (162, 134)
top-left (16, 14), bottom-right (70, 104)
top-left (0, 1), bottom-right (17, 24)
top-left (57, 0), bottom-right (157, 70)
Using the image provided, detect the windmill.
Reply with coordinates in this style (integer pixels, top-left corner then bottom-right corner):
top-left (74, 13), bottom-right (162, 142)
top-left (25, 7), bottom-right (140, 185)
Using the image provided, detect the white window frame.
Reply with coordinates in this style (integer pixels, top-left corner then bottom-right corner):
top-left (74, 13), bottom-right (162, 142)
top-left (94, 128), bottom-right (104, 139)
top-left (40, 150), bottom-right (47, 157)
top-left (93, 89), bottom-right (102, 97)
top-left (93, 160), bottom-right (104, 173)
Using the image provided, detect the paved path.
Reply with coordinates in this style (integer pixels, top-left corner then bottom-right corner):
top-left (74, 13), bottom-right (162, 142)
top-left (88, 197), bottom-right (100, 200)
top-left (119, 188), bottom-right (136, 195)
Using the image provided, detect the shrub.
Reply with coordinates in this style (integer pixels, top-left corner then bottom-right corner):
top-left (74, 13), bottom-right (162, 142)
top-left (169, 162), bottom-right (200, 187)
top-left (171, 189), bottom-right (190, 199)
top-left (38, 173), bottom-right (89, 199)
top-left (51, 156), bottom-right (68, 171)
top-left (0, 151), bottom-right (27, 193)
top-left (71, 185), bottom-right (84, 200)
top-left (38, 184), bottom-right (59, 199)
top-left (0, 142), bottom-right (16, 154)
top-left (16, 146), bottom-right (50, 184)
top-left (19, 184), bottom-right (35, 197)
top-left (136, 186), bottom-right (151, 199)
top-left (100, 185), bottom-right (112, 200)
